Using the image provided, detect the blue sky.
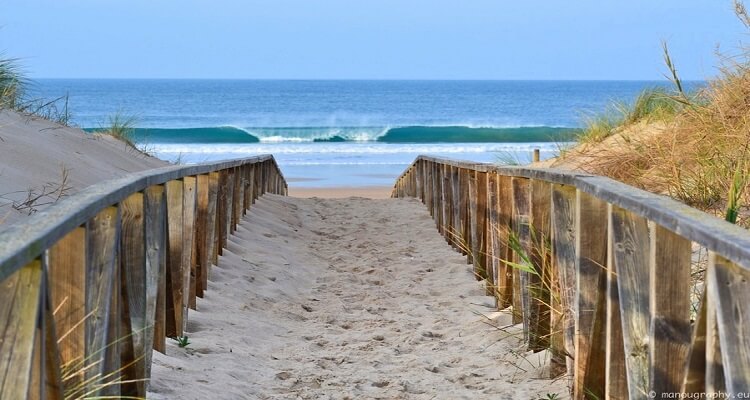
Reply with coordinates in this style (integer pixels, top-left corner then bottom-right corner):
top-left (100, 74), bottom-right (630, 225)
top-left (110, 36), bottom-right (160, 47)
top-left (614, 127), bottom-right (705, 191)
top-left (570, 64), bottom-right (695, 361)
top-left (0, 0), bottom-right (745, 80)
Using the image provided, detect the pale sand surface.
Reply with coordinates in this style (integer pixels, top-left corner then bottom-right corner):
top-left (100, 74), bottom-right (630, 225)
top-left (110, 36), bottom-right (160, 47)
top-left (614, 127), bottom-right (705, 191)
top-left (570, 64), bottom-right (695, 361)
top-left (0, 110), bottom-right (167, 228)
top-left (288, 186), bottom-right (392, 199)
top-left (149, 194), bottom-right (566, 399)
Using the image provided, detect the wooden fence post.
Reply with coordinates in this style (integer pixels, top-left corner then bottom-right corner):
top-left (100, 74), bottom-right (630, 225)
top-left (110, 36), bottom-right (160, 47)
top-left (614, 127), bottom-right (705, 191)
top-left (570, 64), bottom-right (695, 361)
top-left (528, 179), bottom-right (551, 351)
top-left (605, 204), bottom-right (630, 399)
top-left (610, 205), bottom-right (651, 399)
top-left (706, 253), bottom-right (750, 393)
top-left (0, 260), bottom-right (44, 399)
top-left (119, 193), bottom-right (147, 397)
top-left (573, 191), bottom-right (608, 399)
top-left (511, 177), bottom-right (530, 327)
top-left (195, 174), bottom-right (209, 299)
top-left (164, 180), bottom-right (184, 338)
top-left (144, 185), bottom-right (167, 358)
top-left (649, 225), bottom-right (692, 395)
top-left (47, 228), bottom-right (86, 373)
top-left (182, 176), bottom-right (197, 317)
top-left (550, 184), bottom-right (575, 380)
top-left (85, 206), bottom-right (120, 397)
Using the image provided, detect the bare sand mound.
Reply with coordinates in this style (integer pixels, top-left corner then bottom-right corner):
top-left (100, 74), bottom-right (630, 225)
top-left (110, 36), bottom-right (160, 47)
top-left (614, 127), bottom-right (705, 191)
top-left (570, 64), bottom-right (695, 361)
top-left (149, 194), bottom-right (565, 399)
top-left (0, 110), bottom-right (167, 228)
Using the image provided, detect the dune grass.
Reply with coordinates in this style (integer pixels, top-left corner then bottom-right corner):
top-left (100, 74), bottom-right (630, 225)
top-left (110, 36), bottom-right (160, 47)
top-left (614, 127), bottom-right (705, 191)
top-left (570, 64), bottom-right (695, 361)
top-left (559, 5), bottom-right (750, 225)
top-left (0, 54), bottom-right (72, 125)
top-left (96, 113), bottom-right (139, 148)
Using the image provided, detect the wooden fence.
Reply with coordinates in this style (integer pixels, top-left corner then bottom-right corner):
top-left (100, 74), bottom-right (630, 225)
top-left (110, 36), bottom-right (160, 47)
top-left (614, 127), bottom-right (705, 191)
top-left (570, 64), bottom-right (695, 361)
top-left (392, 155), bottom-right (750, 399)
top-left (0, 155), bottom-right (286, 399)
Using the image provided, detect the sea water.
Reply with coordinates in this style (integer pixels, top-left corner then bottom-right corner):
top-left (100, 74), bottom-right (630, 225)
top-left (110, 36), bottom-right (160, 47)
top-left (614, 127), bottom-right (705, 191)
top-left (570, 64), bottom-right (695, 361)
top-left (31, 80), bottom-right (690, 187)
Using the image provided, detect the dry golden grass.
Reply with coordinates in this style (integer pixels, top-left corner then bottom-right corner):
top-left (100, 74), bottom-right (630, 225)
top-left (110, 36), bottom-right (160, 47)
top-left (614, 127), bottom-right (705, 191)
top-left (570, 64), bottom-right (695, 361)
top-left (554, 11), bottom-right (750, 225)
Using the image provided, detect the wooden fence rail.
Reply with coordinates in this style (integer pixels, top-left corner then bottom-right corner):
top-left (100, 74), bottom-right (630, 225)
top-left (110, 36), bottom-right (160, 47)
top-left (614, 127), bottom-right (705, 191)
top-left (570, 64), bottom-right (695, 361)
top-left (0, 155), bottom-right (286, 399)
top-left (392, 155), bottom-right (750, 399)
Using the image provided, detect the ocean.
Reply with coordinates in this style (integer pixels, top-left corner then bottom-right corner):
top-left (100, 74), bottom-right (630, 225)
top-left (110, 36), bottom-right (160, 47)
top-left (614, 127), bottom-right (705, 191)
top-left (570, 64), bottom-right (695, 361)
top-left (31, 80), bottom-right (687, 187)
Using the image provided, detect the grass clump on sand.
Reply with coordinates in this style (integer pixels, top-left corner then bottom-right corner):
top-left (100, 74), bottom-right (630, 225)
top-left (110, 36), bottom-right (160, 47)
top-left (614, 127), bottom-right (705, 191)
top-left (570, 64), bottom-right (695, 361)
top-left (0, 53), bottom-right (72, 125)
top-left (556, 2), bottom-right (750, 225)
top-left (95, 112), bottom-right (139, 149)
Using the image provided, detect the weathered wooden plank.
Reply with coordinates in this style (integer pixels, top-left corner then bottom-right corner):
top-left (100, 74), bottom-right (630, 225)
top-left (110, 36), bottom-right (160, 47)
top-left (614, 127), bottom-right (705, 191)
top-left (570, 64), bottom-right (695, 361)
top-left (528, 179), bottom-right (551, 351)
top-left (682, 294), bottom-right (707, 394)
top-left (459, 167), bottom-right (471, 258)
top-left (242, 166), bottom-right (251, 213)
top-left (496, 175), bottom-right (513, 309)
top-left (551, 184), bottom-right (576, 380)
top-left (195, 174), bottom-right (210, 299)
top-left (144, 185), bottom-right (167, 361)
top-left (33, 284), bottom-right (64, 400)
top-left (224, 169), bottom-right (234, 245)
top-left (231, 167), bottom-right (241, 231)
top-left (511, 177), bottom-right (530, 330)
top-left (119, 193), bottom-right (147, 397)
top-left (164, 180), bottom-right (184, 338)
top-left (480, 171), bottom-right (493, 295)
top-left (705, 280), bottom-right (726, 394)
top-left (451, 165), bottom-right (461, 250)
top-left (206, 171), bottom-right (220, 279)
top-left (574, 191), bottom-right (608, 399)
top-left (708, 253), bottom-right (749, 394)
top-left (104, 236), bottom-right (122, 398)
top-left (442, 163), bottom-right (452, 243)
top-left (47, 227), bottom-right (86, 369)
top-left (85, 206), bottom-right (120, 396)
top-left (0, 260), bottom-right (43, 400)
top-left (182, 176), bottom-right (197, 316)
top-left (486, 172), bottom-right (499, 300)
top-left (476, 171), bottom-right (488, 280)
top-left (605, 205), bottom-right (630, 399)
top-left (247, 165), bottom-right (256, 207)
top-left (216, 170), bottom-right (228, 257)
top-left (649, 225), bottom-right (692, 396)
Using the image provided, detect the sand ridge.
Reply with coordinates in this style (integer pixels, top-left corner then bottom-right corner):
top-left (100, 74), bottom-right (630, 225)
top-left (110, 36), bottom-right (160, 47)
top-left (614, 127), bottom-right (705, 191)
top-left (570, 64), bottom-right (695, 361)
top-left (148, 194), bottom-right (565, 399)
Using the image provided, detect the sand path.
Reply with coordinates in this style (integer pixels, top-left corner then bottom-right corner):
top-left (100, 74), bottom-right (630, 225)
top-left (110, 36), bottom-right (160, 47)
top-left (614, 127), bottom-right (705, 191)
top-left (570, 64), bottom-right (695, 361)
top-left (149, 194), bottom-right (565, 399)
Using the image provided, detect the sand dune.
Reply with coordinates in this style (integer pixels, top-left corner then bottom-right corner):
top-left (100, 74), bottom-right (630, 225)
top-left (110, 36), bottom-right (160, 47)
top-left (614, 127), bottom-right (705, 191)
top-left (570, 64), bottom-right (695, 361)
top-left (0, 110), bottom-right (166, 229)
top-left (149, 194), bottom-right (565, 399)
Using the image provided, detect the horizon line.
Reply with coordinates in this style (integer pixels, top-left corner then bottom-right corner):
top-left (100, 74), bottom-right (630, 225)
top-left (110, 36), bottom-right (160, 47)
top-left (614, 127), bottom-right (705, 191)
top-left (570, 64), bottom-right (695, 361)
top-left (30, 77), bottom-right (707, 82)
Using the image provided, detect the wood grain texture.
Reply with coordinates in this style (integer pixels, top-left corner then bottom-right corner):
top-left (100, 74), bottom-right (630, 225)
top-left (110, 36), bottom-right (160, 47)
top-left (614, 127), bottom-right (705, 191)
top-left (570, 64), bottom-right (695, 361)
top-left (496, 175), bottom-right (513, 309)
top-left (206, 172), bottom-right (220, 278)
top-left (119, 193), bottom-right (147, 396)
top-left (574, 191), bottom-right (608, 399)
top-left (606, 205), bottom-right (630, 399)
top-left (705, 280), bottom-right (726, 394)
top-left (649, 225), bottom-right (692, 396)
top-left (0, 260), bottom-right (42, 400)
top-left (46, 227), bottom-right (86, 368)
top-left (528, 179), bottom-right (551, 351)
top-left (682, 294), bottom-right (707, 394)
top-left (195, 174), bottom-right (210, 299)
top-left (708, 253), bottom-right (748, 394)
top-left (144, 185), bottom-right (167, 359)
top-left (85, 206), bottom-right (120, 396)
top-left (486, 172), bottom-right (499, 301)
top-left (182, 176), bottom-right (197, 315)
top-left (610, 205), bottom-right (651, 399)
top-left (551, 184), bottom-right (576, 381)
top-left (165, 180), bottom-right (184, 338)
top-left (511, 177), bottom-right (530, 327)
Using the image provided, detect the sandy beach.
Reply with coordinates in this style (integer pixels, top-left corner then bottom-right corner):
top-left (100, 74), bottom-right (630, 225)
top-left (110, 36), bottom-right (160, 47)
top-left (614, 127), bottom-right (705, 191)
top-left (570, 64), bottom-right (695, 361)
top-left (148, 194), bottom-right (565, 399)
top-left (288, 186), bottom-right (392, 199)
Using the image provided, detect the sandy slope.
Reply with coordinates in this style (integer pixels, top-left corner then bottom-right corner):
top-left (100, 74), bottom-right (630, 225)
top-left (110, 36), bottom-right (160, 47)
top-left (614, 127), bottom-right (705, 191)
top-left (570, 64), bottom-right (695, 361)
top-left (149, 194), bottom-right (566, 399)
top-left (0, 110), bottom-right (167, 228)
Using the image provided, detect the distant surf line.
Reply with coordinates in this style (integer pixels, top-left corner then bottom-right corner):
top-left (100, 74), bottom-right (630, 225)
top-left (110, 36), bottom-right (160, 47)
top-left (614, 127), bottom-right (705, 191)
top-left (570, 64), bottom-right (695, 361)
top-left (86, 125), bottom-right (579, 144)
